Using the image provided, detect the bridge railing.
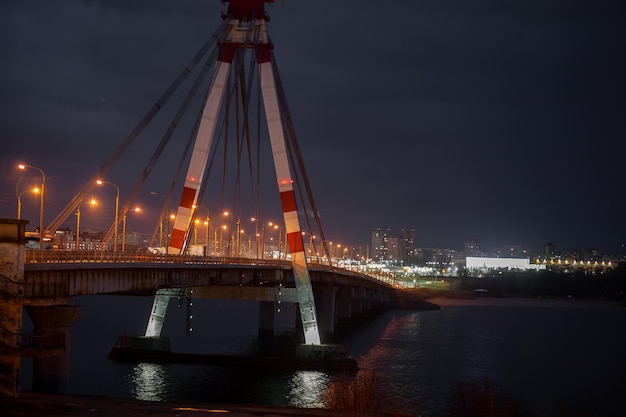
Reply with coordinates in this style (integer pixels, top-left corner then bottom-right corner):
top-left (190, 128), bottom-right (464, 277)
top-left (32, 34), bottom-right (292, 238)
top-left (23, 250), bottom-right (294, 266)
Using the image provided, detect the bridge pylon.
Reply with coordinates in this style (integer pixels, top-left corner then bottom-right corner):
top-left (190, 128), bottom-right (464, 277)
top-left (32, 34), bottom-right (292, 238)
top-left (151, 1), bottom-right (322, 346)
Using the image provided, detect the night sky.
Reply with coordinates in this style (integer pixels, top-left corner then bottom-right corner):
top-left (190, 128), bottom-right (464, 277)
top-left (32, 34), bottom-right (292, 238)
top-left (1, 0), bottom-right (624, 255)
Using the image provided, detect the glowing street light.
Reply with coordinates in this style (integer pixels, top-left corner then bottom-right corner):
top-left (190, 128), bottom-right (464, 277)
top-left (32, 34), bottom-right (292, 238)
top-left (219, 224), bottom-right (228, 256)
top-left (192, 206), bottom-right (210, 255)
top-left (166, 213), bottom-right (175, 254)
top-left (18, 163), bottom-right (45, 251)
top-left (122, 207), bottom-right (141, 253)
top-left (16, 187), bottom-right (38, 220)
top-left (302, 231), bottom-right (316, 261)
top-left (236, 219), bottom-right (242, 257)
top-left (96, 179), bottom-right (120, 252)
top-left (268, 222), bottom-right (285, 260)
top-left (250, 217), bottom-right (266, 259)
top-left (221, 211), bottom-right (234, 255)
top-left (75, 199), bottom-right (97, 250)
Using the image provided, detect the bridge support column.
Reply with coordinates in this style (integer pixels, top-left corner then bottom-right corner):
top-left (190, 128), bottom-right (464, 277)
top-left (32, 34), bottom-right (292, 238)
top-left (312, 285), bottom-right (338, 339)
top-left (258, 301), bottom-right (275, 337)
top-left (0, 219), bottom-right (27, 397)
top-left (363, 289), bottom-right (373, 315)
top-left (352, 287), bottom-right (365, 318)
top-left (336, 285), bottom-right (353, 328)
top-left (0, 300), bottom-right (22, 397)
top-left (26, 304), bottom-right (82, 393)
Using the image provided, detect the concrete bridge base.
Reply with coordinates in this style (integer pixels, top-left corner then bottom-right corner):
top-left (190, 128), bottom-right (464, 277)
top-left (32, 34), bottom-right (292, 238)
top-left (294, 343), bottom-right (358, 372)
top-left (107, 335), bottom-right (358, 372)
top-left (108, 335), bottom-right (172, 362)
top-left (26, 305), bottom-right (82, 394)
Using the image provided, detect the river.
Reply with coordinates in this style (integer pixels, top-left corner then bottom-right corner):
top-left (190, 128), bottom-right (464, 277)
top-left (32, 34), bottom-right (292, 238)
top-left (19, 295), bottom-right (626, 416)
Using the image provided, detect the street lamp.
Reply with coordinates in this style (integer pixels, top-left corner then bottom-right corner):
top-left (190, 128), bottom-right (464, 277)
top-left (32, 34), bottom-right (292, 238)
top-left (247, 233), bottom-right (254, 257)
top-left (222, 211), bottom-right (233, 255)
top-left (204, 219), bottom-right (210, 255)
top-left (166, 214), bottom-right (175, 254)
top-left (301, 231), bottom-right (315, 260)
top-left (192, 206), bottom-right (210, 255)
top-left (96, 179), bottom-right (120, 252)
top-left (236, 219), bottom-right (242, 257)
top-left (18, 163), bottom-right (45, 251)
top-left (329, 241), bottom-right (334, 266)
top-left (75, 199), bottom-right (97, 251)
top-left (250, 217), bottom-right (266, 259)
top-left (16, 187), bottom-right (38, 220)
top-left (268, 222), bottom-right (285, 260)
top-left (122, 207), bottom-right (141, 253)
top-left (219, 225), bottom-right (227, 256)
top-left (309, 233), bottom-right (317, 261)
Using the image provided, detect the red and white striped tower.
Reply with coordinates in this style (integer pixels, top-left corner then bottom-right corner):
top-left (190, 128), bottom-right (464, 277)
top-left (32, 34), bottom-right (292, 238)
top-left (163, 0), bottom-right (321, 345)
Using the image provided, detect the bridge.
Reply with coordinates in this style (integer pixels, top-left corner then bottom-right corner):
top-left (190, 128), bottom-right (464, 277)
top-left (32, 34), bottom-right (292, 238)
top-left (1, 219), bottom-right (420, 397)
top-left (1, 0), bottom-right (431, 399)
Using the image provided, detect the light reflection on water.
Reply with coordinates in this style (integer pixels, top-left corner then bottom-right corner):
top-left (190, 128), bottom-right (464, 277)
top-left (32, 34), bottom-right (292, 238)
top-left (287, 371), bottom-right (328, 408)
top-left (129, 362), bottom-right (170, 402)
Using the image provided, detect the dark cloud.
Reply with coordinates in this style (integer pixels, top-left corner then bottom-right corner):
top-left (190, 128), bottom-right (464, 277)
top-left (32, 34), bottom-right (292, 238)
top-left (1, 0), bottom-right (624, 255)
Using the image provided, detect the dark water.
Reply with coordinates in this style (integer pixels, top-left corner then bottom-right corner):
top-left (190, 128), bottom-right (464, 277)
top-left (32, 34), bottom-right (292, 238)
top-left (20, 295), bottom-right (626, 416)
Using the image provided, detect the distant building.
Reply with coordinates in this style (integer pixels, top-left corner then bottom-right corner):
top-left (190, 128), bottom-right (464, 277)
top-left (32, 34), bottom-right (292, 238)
top-left (487, 244), bottom-right (530, 258)
top-left (466, 256), bottom-right (537, 275)
top-left (371, 228), bottom-right (390, 262)
top-left (544, 242), bottom-right (558, 258)
top-left (371, 228), bottom-right (415, 264)
top-left (464, 238), bottom-right (481, 257)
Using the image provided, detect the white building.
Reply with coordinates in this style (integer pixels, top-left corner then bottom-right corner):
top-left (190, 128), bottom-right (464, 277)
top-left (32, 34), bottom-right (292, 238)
top-left (465, 256), bottom-right (544, 274)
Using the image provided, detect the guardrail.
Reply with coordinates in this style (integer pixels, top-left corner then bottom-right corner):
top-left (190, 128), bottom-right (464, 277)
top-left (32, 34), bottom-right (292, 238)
top-left (24, 250), bottom-right (295, 266)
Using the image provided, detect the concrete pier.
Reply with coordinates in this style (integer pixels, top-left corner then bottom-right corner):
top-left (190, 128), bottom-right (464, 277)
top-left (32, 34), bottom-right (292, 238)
top-left (26, 305), bottom-right (82, 393)
top-left (313, 285), bottom-right (338, 338)
top-left (0, 219), bottom-right (28, 397)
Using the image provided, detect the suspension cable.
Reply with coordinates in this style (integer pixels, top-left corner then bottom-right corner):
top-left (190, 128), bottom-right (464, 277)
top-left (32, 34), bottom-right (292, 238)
top-left (46, 20), bottom-right (230, 235)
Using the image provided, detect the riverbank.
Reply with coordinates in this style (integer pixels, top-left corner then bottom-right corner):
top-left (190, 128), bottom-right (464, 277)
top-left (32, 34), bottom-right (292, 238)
top-left (403, 285), bottom-right (626, 309)
top-left (0, 392), bottom-right (377, 417)
top-left (429, 294), bottom-right (625, 309)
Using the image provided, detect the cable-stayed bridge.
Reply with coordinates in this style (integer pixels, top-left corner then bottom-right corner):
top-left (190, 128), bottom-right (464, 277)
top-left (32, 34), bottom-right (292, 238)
top-left (1, 1), bottom-right (430, 398)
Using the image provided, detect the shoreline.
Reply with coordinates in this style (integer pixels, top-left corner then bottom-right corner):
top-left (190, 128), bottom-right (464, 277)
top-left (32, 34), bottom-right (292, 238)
top-left (428, 295), bottom-right (624, 308)
top-left (0, 392), bottom-right (339, 417)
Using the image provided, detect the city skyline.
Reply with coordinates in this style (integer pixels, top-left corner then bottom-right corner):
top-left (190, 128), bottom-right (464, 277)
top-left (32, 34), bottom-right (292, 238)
top-left (1, 1), bottom-right (624, 254)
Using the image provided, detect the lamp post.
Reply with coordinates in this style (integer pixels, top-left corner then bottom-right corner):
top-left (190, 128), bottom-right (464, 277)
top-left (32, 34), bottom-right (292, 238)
top-left (75, 199), bottom-right (97, 251)
top-left (18, 164), bottom-right (45, 251)
top-left (250, 218), bottom-right (264, 259)
top-left (222, 211), bottom-right (233, 256)
top-left (193, 206), bottom-right (210, 255)
top-left (329, 242), bottom-right (334, 266)
top-left (219, 225), bottom-right (227, 256)
top-left (122, 207), bottom-right (141, 253)
top-left (96, 179), bottom-right (120, 252)
top-left (309, 233), bottom-right (316, 262)
top-left (166, 214), bottom-right (175, 254)
top-left (337, 244), bottom-right (342, 267)
top-left (268, 222), bottom-right (285, 260)
top-left (204, 219), bottom-right (210, 255)
top-left (16, 187), bottom-right (38, 220)
top-left (236, 219), bottom-right (241, 257)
